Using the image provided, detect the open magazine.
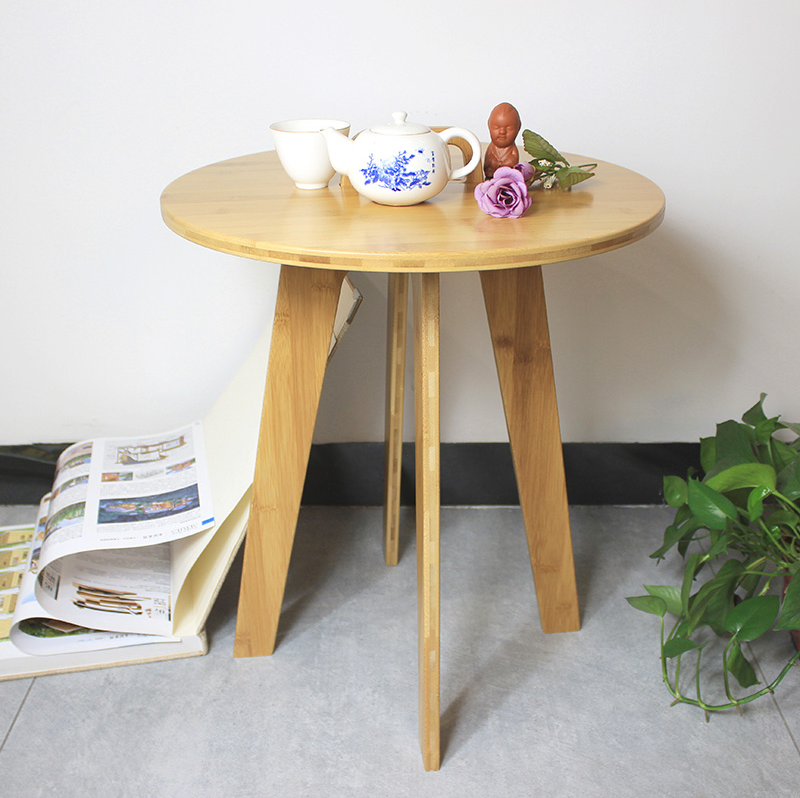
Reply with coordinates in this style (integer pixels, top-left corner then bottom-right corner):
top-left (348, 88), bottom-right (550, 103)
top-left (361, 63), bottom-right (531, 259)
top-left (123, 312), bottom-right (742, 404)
top-left (3, 422), bottom-right (213, 657)
top-left (0, 274), bottom-right (362, 680)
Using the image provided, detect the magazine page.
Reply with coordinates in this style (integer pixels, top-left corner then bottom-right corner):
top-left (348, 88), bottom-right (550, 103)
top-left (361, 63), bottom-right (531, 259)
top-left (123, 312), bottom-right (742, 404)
top-left (30, 441), bottom-right (92, 569)
top-left (29, 542), bottom-right (176, 637)
top-left (36, 422), bottom-right (214, 572)
top-left (1, 523), bottom-right (35, 647)
top-left (1, 516), bottom-right (171, 657)
top-left (0, 422), bottom-right (215, 651)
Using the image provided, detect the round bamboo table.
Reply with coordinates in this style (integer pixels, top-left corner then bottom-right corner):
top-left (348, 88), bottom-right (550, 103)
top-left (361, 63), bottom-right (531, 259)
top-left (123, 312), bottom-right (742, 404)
top-left (161, 149), bottom-right (665, 770)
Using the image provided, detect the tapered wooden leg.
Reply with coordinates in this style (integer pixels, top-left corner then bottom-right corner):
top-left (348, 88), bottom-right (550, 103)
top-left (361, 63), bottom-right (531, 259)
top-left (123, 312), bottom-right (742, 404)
top-left (383, 273), bottom-right (409, 566)
top-left (480, 266), bottom-right (580, 634)
top-left (412, 273), bottom-right (441, 771)
top-left (234, 265), bottom-right (347, 658)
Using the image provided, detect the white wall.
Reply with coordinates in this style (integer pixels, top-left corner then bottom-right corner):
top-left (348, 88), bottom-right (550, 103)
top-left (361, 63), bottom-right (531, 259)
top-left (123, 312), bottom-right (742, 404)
top-left (2, 1), bottom-right (799, 446)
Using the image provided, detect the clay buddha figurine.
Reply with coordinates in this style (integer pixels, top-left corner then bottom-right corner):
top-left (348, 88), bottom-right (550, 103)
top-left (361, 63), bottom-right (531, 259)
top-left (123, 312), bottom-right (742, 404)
top-left (483, 102), bottom-right (522, 179)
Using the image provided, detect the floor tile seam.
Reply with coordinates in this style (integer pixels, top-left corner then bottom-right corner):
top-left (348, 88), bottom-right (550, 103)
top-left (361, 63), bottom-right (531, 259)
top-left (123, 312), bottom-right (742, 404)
top-left (771, 696), bottom-right (800, 757)
top-left (747, 644), bottom-right (800, 758)
top-left (0, 678), bottom-right (35, 753)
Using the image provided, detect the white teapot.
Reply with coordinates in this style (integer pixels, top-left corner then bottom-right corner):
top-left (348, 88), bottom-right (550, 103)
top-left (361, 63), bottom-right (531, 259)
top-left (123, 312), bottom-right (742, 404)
top-left (321, 111), bottom-right (481, 206)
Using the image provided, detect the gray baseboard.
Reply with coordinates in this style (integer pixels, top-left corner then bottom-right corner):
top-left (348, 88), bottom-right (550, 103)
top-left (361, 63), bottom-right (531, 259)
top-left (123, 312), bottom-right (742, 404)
top-left (0, 442), bottom-right (699, 507)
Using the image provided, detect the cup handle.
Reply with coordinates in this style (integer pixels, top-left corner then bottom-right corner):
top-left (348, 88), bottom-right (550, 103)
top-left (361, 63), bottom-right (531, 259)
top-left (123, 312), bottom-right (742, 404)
top-left (438, 128), bottom-right (482, 181)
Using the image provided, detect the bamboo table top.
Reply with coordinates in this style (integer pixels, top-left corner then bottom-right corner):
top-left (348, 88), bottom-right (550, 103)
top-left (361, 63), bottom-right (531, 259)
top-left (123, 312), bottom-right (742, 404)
top-left (160, 150), bottom-right (665, 273)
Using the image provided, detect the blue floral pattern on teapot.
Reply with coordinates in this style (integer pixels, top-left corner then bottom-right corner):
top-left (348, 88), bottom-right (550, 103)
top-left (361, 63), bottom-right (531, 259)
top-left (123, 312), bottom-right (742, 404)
top-left (321, 111), bottom-right (481, 206)
top-left (361, 149), bottom-right (435, 193)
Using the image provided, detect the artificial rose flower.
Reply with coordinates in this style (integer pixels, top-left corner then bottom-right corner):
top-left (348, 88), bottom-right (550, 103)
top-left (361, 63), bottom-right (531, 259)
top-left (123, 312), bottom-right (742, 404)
top-left (513, 162), bottom-right (536, 182)
top-left (474, 166), bottom-right (532, 218)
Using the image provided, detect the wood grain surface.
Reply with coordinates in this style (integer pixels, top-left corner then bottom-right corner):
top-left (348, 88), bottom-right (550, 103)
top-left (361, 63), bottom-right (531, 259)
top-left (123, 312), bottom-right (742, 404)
top-left (383, 273), bottom-right (409, 567)
top-left (481, 266), bottom-right (581, 633)
top-left (412, 273), bottom-right (441, 771)
top-left (161, 149), bottom-right (664, 273)
top-left (233, 265), bottom-right (346, 658)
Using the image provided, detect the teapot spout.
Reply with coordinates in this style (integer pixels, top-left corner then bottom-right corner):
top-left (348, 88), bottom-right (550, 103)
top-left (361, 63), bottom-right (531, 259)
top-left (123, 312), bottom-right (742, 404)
top-left (321, 127), bottom-right (354, 177)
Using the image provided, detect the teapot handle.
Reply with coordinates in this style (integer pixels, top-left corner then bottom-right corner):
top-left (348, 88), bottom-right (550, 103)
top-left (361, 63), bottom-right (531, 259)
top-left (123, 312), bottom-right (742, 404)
top-left (437, 128), bottom-right (482, 182)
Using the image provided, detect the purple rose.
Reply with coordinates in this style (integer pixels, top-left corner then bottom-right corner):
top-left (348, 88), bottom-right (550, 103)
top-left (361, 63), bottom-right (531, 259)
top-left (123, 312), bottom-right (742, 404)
top-left (513, 162), bottom-right (535, 181)
top-left (474, 166), bottom-right (532, 218)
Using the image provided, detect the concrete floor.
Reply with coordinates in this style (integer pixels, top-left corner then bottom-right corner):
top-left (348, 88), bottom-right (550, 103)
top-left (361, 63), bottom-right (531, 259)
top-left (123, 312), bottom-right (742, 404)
top-left (1, 504), bottom-right (799, 797)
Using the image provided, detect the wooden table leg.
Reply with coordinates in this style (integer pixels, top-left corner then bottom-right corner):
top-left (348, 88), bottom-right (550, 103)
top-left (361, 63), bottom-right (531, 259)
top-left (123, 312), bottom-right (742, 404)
top-left (233, 265), bottom-right (347, 658)
top-left (412, 273), bottom-right (441, 771)
top-left (383, 272), bottom-right (409, 566)
top-left (480, 266), bottom-right (580, 634)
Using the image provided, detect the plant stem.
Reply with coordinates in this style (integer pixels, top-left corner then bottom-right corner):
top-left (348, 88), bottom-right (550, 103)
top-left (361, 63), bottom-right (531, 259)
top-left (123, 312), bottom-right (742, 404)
top-left (694, 648), bottom-right (708, 708)
top-left (773, 491), bottom-right (800, 515)
top-left (721, 640), bottom-right (738, 708)
top-left (756, 518), bottom-right (793, 560)
top-left (662, 645), bottom-right (800, 713)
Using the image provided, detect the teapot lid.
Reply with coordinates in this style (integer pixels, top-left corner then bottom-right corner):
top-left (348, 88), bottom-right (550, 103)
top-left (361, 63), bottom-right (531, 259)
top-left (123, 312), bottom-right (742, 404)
top-left (369, 111), bottom-right (430, 135)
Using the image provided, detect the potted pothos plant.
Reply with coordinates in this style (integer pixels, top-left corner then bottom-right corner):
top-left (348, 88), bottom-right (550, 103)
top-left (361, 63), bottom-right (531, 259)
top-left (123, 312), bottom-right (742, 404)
top-left (627, 395), bottom-right (800, 716)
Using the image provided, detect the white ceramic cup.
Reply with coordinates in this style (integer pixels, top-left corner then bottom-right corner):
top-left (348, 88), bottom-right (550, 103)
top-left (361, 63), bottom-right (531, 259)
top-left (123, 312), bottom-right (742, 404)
top-left (270, 118), bottom-right (350, 189)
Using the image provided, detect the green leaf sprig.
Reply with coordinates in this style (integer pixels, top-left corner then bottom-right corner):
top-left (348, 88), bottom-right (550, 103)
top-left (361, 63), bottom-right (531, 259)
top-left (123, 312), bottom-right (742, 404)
top-left (522, 129), bottom-right (597, 190)
top-left (627, 394), bottom-right (800, 716)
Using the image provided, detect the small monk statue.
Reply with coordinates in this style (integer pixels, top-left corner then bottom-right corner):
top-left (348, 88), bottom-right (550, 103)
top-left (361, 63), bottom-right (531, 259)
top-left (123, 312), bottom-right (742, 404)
top-left (484, 102), bottom-right (522, 178)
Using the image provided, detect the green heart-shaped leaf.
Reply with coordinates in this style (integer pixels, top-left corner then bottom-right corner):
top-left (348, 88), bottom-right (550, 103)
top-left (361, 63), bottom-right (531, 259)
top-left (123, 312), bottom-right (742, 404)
top-left (705, 463), bottom-right (776, 493)
top-left (688, 479), bottom-right (738, 529)
top-left (742, 394), bottom-right (769, 427)
top-left (687, 559), bottom-right (743, 633)
top-left (626, 594), bottom-right (667, 617)
top-left (775, 576), bottom-right (800, 631)
top-left (663, 475), bottom-right (688, 508)
top-left (713, 420), bottom-right (757, 466)
top-left (662, 637), bottom-right (698, 659)
top-left (777, 459), bottom-right (800, 501)
top-left (747, 486), bottom-right (770, 521)
top-left (644, 584), bottom-right (682, 616)
top-left (754, 416), bottom-right (780, 444)
top-left (771, 438), bottom-right (798, 472)
top-left (650, 518), bottom-right (701, 560)
top-left (700, 436), bottom-right (717, 473)
top-left (726, 641), bottom-right (760, 688)
top-left (724, 594), bottom-right (780, 640)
